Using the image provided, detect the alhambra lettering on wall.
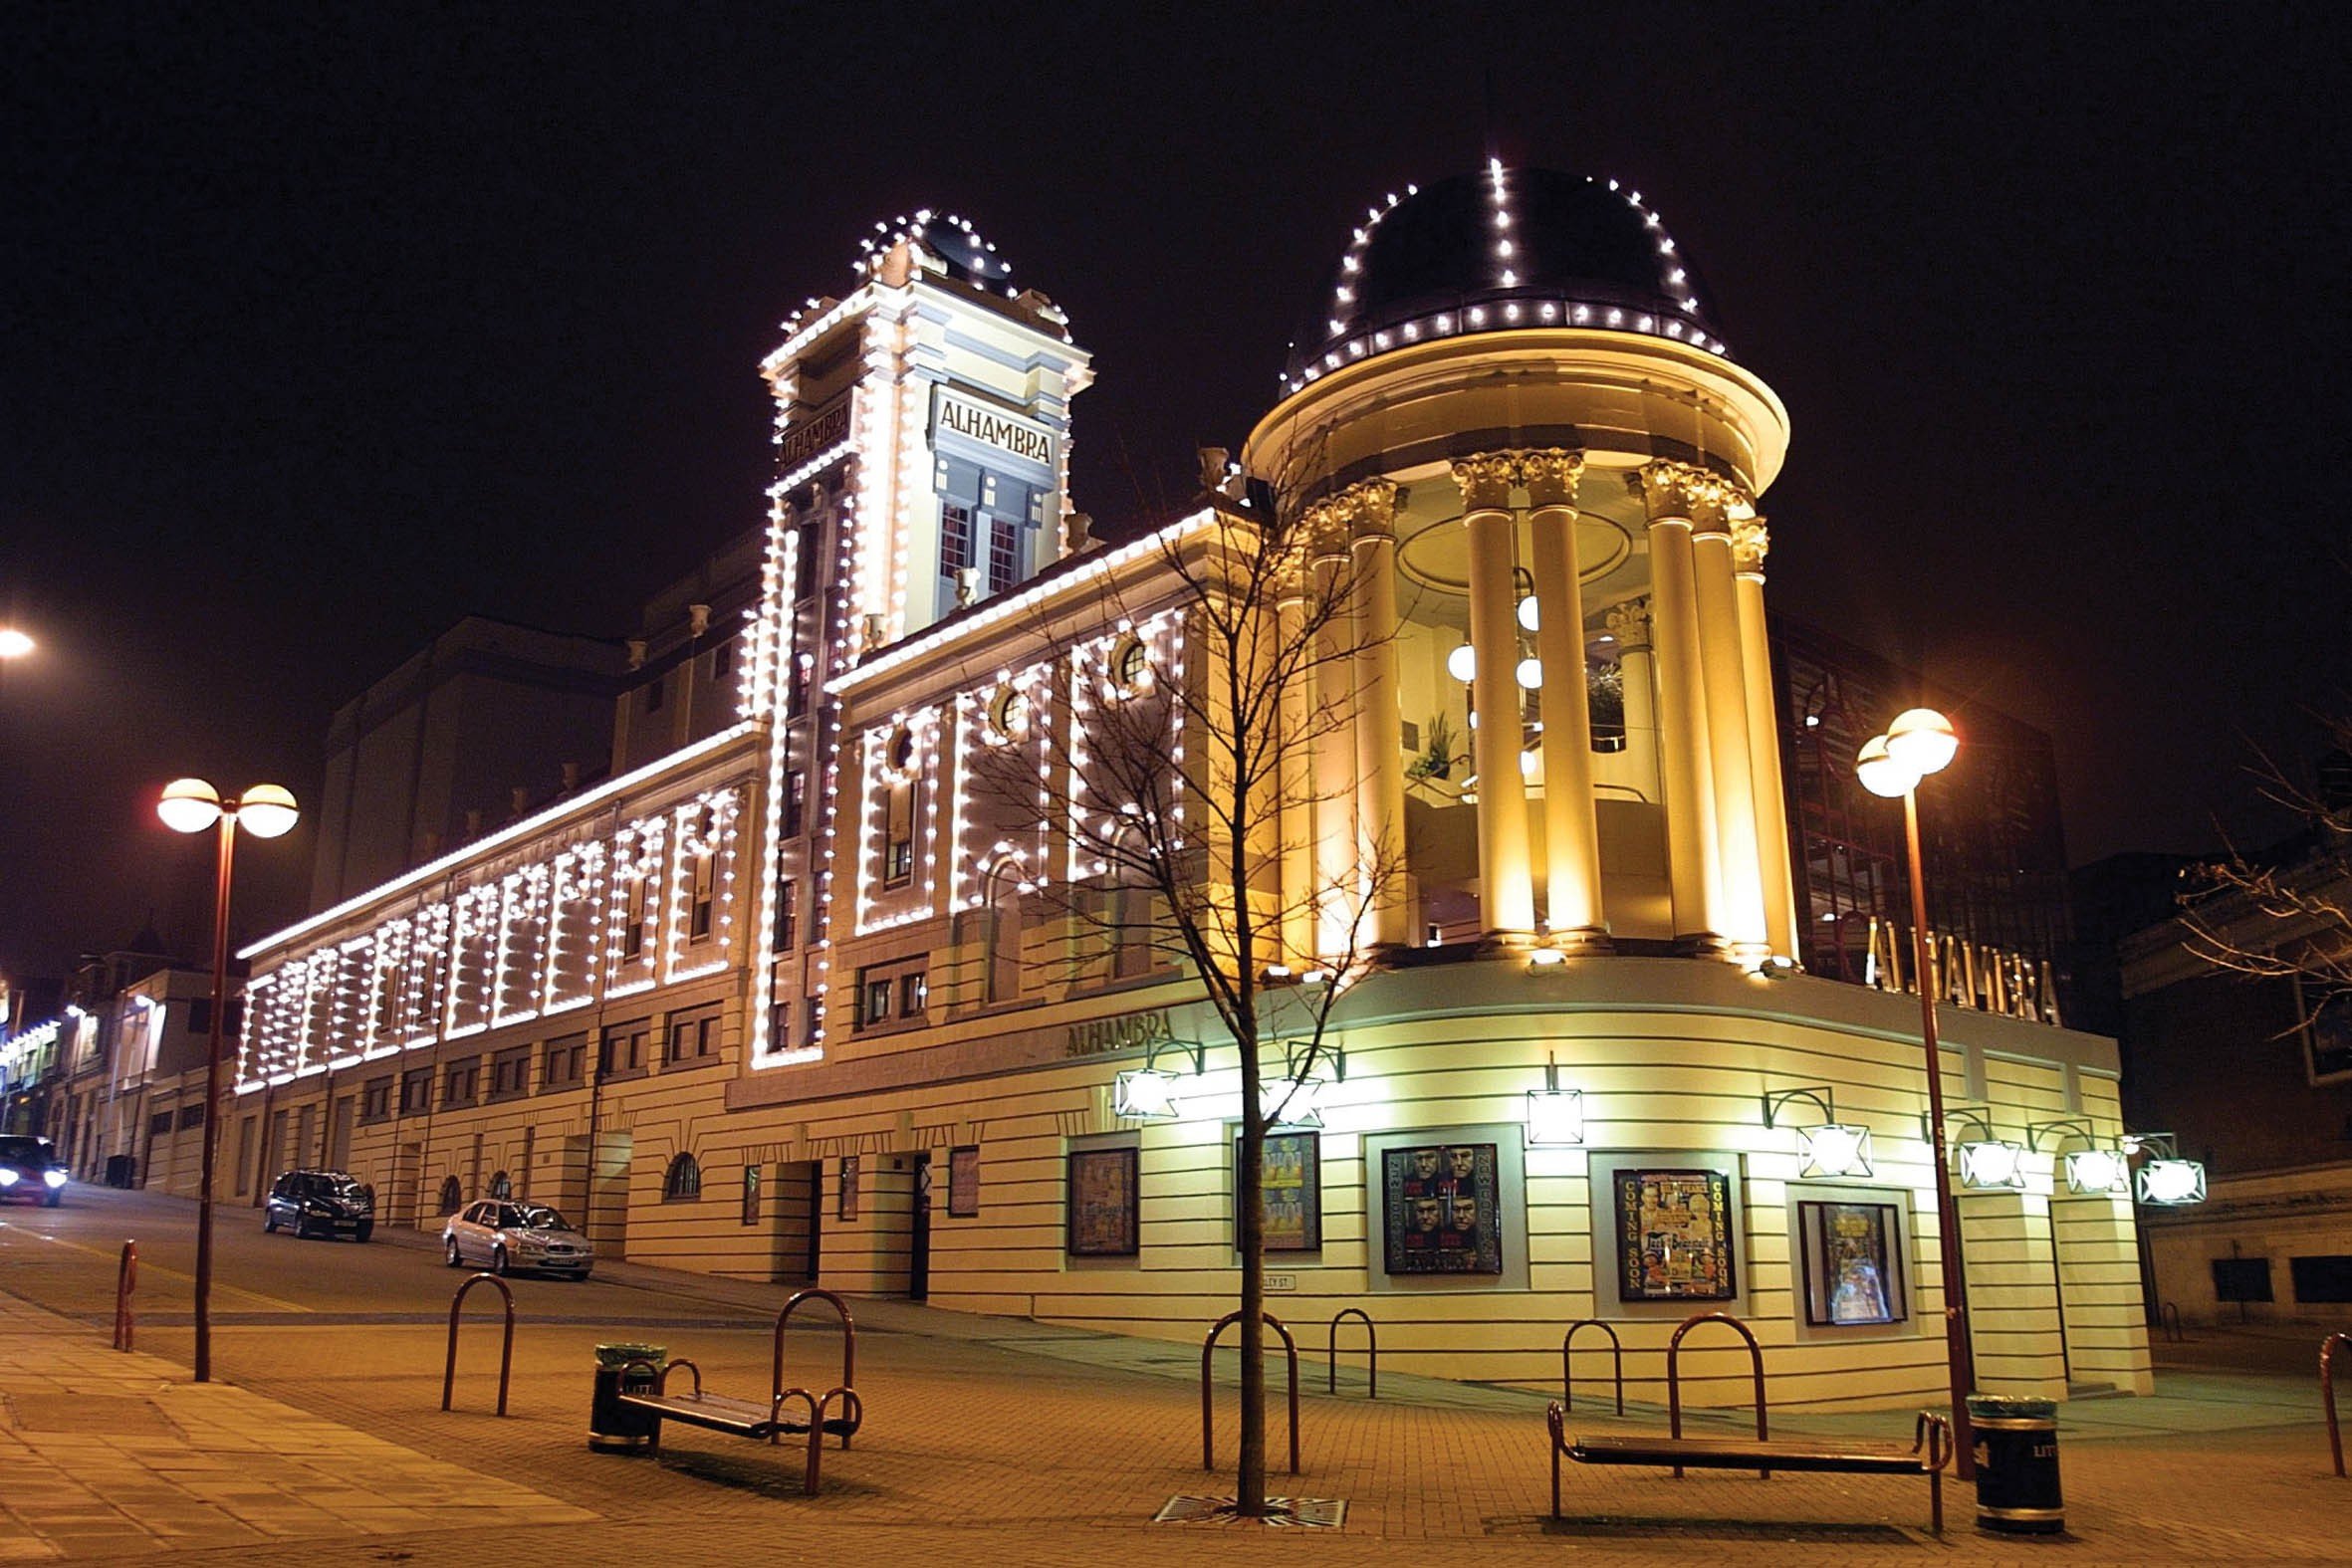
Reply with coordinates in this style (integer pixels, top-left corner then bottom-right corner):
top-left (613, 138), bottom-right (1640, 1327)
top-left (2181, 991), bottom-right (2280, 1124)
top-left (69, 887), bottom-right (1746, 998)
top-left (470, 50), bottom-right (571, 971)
top-left (935, 388), bottom-right (1056, 467)
top-left (1064, 1009), bottom-right (1172, 1058)
top-left (1863, 917), bottom-right (2064, 1025)
top-left (778, 398), bottom-right (851, 471)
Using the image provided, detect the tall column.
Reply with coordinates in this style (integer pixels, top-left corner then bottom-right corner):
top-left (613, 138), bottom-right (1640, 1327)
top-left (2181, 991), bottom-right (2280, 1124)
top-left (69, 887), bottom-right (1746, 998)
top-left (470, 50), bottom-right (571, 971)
top-left (1307, 508), bottom-right (1357, 955)
top-left (1733, 515), bottom-right (1800, 962)
top-left (1346, 479), bottom-right (1411, 949)
top-left (1276, 556), bottom-right (1315, 966)
top-left (1605, 597), bottom-right (1658, 805)
top-left (1523, 449), bottom-right (1607, 947)
top-left (1626, 462), bottom-right (1724, 953)
top-left (1692, 486), bottom-right (1769, 959)
top-left (1453, 453), bottom-right (1536, 938)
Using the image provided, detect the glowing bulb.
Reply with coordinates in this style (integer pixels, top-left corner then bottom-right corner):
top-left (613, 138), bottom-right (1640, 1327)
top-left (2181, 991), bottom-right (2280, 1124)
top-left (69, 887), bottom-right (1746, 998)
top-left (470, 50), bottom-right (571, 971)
top-left (1885, 708), bottom-right (1959, 776)
top-left (1516, 596), bottom-right (1539, 632)
top-left (1515, 656), bottom-right (1542, 690)
top-left (1446, 642), bottom-right (1477, 683)
top-left (157, 778), bottom-right (224, 834)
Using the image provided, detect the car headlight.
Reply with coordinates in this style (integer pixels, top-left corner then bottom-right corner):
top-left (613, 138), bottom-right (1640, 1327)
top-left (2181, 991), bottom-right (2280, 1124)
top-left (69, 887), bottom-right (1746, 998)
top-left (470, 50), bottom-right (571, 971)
top-left (42, 1170), bottom-right (66, 1189)
top-left (0, 1169), bottom-right (19, 1187)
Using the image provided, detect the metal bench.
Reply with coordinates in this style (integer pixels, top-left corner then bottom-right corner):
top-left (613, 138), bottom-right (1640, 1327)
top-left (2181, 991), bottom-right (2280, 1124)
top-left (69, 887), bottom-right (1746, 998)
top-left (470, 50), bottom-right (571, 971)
top-left (1547, 1402), bottom-right (1952, 1533)
top-left (616, 1357), bottom-right (862, 1493)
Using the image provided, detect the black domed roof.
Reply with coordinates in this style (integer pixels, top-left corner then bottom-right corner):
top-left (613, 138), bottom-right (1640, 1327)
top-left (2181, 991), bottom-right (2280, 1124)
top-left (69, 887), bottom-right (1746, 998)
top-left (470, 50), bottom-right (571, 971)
top-left (856, 209), bottom-right (1015, 291)
top-left (1283, 165), bottom-right (1729, 390)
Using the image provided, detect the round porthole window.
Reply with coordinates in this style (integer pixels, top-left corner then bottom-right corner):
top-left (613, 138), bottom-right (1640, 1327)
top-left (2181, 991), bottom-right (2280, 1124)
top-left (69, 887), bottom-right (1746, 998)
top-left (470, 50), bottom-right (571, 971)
top-left (1108, 634), bottom-right (1151, 695)
top-left (985, 683), bottom-right (1027, 742)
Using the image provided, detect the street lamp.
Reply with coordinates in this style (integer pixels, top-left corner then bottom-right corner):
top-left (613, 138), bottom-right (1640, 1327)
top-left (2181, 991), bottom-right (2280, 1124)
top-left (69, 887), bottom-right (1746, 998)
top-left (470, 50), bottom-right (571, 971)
top-left (1856, 707), bottom-right (1979, 1478)
top-left (157, 777), bottom-right (298, 1383)
top-left (0, 627), bottom-right (33, 659)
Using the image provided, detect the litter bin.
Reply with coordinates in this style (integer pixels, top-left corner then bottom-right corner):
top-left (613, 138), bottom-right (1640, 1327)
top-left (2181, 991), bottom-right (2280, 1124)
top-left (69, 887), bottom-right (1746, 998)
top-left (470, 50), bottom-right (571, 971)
top-left (588, 1343), bottom-right (667, 1453)
top-left (1968, 1394), bottom-right (2062, 1533)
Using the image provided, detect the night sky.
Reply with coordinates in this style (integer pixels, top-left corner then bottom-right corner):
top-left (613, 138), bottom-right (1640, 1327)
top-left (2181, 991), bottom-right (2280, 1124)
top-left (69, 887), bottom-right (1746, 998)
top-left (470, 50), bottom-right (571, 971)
top-left (5, 5), bottom-right (2349, 981)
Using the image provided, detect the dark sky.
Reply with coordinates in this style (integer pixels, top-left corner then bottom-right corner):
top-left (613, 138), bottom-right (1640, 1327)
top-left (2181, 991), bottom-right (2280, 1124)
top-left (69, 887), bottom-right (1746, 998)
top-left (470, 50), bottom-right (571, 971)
top-left (5, 5), bottom-right (2349, 980)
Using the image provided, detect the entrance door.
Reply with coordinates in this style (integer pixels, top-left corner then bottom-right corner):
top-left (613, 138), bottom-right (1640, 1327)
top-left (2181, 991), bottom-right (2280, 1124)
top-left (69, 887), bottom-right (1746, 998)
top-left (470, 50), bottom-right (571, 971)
top-left (771, 1160), bottom-right (822, 1284)
top-left (909, 1152), bottom-right (932, 1302)
top-left (589, 1129), bottom-right (632, 1260)
top-left (328, 1096), bottom-right (355, 1169)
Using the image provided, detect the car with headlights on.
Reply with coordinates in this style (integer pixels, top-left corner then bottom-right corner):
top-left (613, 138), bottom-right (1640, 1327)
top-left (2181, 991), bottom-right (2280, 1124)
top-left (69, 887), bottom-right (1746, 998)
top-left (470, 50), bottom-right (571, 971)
top-left (264, 1169), bottom-right (374, 1240)
top-left (0, 1135), bottom-right (68, 1206)
top-left (442, 1200), bottom-right (593, 1278)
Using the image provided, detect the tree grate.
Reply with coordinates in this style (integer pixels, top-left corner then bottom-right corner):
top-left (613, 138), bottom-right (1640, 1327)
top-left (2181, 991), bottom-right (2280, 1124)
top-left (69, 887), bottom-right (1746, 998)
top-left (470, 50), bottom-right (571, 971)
top-left (1154, 1494), bottom-right (1347, 1528)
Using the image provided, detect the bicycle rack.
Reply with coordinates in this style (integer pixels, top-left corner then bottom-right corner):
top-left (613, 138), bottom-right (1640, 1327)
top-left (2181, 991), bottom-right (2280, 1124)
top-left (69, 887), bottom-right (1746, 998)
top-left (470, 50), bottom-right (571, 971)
top-left (1201, 1310), bottom-right (1299, 1475)
top-left (1326, 1307), bottom-right (1377, 1399)
top-left (442, 1272), bottom-right (515, 1417)
top-left (773, 1288), bottom-right (856, 1450)
top-left (2324, 1333), bottom-right (2350, 1478)
top-left (1667, 1310), bottom-right (1768, 1477)
top-left (1560, 1319), bottom-right (1624, 1415)
top-left (2159, 1301), bottom-right (2185, 1343)
top-left (112, 1240), bottom-right (136, 1352)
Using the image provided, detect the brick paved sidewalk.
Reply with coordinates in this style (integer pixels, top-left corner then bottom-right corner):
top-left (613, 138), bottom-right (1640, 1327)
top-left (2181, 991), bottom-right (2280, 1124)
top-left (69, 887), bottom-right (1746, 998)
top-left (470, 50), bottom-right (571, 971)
top-left (7, 1267), bottom-right (2352, 1566)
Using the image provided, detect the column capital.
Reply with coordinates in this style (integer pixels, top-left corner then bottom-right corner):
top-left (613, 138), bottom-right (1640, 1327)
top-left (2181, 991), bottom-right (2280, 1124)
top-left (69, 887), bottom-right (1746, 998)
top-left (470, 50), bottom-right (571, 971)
top-left (1625, 459), bottom-right (1736, 524)
top-left (1299, 498), bottom-right (1352, 559)
top-left (1732, 515), bottom-right (1770, 575)
top-left (1519, 448), bottom-right (1584, 509)
top-left (1604, 595), bottom-right (1654, 654)
top-left (1451, 452), bottom-right (1520, 513)
top-left (1332, 477), bottom-right (1401, 538)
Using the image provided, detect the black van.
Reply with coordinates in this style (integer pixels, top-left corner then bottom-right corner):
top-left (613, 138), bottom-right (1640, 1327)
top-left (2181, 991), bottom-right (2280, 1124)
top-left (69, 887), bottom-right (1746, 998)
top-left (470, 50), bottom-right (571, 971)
top-left (264, 1169), bottom-right (374, 1240)
top-left (0, 1135), bottom-right (68, 1207)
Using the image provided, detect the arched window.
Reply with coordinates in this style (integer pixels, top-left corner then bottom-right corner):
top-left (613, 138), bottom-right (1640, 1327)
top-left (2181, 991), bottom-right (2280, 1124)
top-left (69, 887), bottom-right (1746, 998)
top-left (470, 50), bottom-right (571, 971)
top-left (437, 1175), bottom-right (463, 1215)
top-left (487, 1170), bottom-right (512, 1200)
top-left (663, 1152), bottom-right (703, 1203)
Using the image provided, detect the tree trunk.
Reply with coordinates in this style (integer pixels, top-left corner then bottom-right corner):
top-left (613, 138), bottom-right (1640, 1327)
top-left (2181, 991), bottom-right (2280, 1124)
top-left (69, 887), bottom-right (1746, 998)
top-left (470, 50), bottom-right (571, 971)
top-left (1235, 1046), bottom-right (1267, 1515)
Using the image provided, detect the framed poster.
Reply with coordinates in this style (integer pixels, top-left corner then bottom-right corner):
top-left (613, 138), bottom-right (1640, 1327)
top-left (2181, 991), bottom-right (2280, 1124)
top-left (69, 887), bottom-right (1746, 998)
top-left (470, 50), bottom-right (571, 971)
top-left (837, 1155), bottom-right (860, 1222)
top-left (1233, 1130), bottom-right (1320, 1252)
top-left (948, 1145), bottom-right (981, 1218)
top-left (741, 1164), bottom-right (762, 1226)
top-left (1614, 1168), bottom-right (1737, 1302)
top-left (1795, 1199), bottom-right (1908, 1326)
top-left (1066, 1146), bottom-right (1139, 1256)
top-left (2305, 987), bottom-right (2352, 1086)
top-left (1381, 1142), bottom-right (1503, 1275)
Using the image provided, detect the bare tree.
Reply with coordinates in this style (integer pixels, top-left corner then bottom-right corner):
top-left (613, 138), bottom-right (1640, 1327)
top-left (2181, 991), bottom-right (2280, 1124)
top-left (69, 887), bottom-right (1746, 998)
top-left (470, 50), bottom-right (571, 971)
top-left (972, 482), bottom-right (1405, 1518)
top-left (2178, 719), bottom-right (2352, 1028)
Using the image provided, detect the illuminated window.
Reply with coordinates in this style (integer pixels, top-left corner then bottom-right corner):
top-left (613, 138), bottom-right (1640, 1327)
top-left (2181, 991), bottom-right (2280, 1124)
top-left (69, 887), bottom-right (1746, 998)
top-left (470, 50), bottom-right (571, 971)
top-left (899, 972), bottom-right (927, 1016)
top-left (941, 502), bottom-right (974, 577)
top-left (621, 876), bottom-right (649, 960)
top-left (774, 880), bottom-right (799, 952)
top-left (987, 515), bottom-right (1020, 594)
top-left (687, 845), bottom-right (716, 942)
top-left (863, 977), bottom-right (891, 1024)
top-left (783, 771), bottom-right (807, 838)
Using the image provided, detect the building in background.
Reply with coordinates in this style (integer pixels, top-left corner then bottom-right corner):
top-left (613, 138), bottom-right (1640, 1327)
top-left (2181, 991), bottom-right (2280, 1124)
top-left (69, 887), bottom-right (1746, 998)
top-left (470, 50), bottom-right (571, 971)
top-left (229, 178), bottom-right (2150, 1410)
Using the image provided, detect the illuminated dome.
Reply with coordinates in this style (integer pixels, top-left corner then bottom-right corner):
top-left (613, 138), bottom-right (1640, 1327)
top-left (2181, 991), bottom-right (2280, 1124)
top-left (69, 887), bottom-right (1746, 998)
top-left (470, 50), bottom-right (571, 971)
top-left (1283, 164), bottom-right (1729, 392)
top-left (855, 209), bottom-right (1013, 290)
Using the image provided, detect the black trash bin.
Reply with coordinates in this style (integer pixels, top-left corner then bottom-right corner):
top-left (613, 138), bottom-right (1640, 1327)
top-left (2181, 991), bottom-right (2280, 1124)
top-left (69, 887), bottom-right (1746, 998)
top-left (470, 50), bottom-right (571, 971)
top-left (1968, 1394), bottom-right (2062, 1533)
top-left (588, 1343), bottom-right (666, 1453)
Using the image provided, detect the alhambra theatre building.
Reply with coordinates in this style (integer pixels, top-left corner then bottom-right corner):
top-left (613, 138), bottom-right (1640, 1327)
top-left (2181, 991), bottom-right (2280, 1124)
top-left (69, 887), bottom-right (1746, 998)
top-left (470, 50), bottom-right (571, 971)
top-left (234, 170), bottom-right (2151, 1411)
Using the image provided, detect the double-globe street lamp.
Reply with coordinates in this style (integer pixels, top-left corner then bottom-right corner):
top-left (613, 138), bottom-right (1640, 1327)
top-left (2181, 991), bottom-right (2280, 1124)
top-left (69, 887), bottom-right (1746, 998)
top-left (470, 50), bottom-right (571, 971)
top-left (158, 778), bottom-right (298, 1383)
top-left (1855, 707), bottom-right (1979, 1479)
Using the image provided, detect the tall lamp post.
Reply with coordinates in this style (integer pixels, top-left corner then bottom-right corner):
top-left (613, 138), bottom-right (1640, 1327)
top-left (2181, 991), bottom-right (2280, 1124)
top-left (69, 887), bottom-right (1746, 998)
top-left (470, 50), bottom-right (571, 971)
top-left (1856, 707), bottom-right (1978, 1479)
top-left (157, 778), bottom-right (299, 1383)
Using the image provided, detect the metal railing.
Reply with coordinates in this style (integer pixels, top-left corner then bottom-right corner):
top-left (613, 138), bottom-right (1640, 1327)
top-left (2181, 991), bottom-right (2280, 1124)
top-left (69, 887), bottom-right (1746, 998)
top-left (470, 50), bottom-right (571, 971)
top-left (2324, 1333), bottom-right (2350, 1478)
top-left (112, 1240), bottom-right (136, 1352)
top-left (442, 1272), bottom-right (515, 1417)
top-left (1560, 1319), bottom-right (1625, 1415)
top-left (1201, 1310), bottom-right (1299, 1475)
top-left (773, 1288), bottom-right (856, 1450)
top-left (1667, 1310), bottom-right (1768, 1477)
top-left (1326, 1308), bottom-right (1376, 1399)
top-left (2160, 1301), bottom-right (2186, 1342)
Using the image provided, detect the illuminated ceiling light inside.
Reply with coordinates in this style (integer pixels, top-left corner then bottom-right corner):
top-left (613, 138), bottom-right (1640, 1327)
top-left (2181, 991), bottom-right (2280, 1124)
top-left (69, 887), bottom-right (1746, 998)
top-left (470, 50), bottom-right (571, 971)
top-left (2063, 1147), bottom-right (2129, 1195)
top-left (1516, 595), bottom-right (1539, 633)
top-left (1957, 1139), bottom-right (2026, 1191)
top-left (1446, 643), bottom-right (1477, 683)
top-left (2136, 1158), bottom-right (2207, 1206)
top-left (1798, 1123), bottom-right (1874, 1180)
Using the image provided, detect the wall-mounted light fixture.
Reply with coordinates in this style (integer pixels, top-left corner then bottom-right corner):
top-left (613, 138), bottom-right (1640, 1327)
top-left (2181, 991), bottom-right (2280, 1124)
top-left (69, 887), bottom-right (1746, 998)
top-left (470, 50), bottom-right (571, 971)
top-left (1933, 1107), bottom-right (2025, 1191)
top-left (1113, 1037), bottom-right (1206, 1122)
top-left (2123, 1132), bottom-right (2207, 1206)
top-left (1526, 1051), bottom-right (1585, 1147)
top-left (1262, 1040), bottom-right (1345, 1131)
top-left (2026, 1118), bottom-right (2129, 1195)
top-left (1764, 1085), bottom-right (1873, 1178)
top-left (1528, 948), bottom-right (1567, 971)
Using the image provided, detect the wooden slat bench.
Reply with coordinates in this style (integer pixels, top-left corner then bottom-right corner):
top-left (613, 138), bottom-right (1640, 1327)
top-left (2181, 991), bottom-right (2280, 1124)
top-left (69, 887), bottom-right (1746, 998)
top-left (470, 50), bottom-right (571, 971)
top-left (1548, 1403), bottom-right (1952, 1533)
top-left (616, 1358), bottom-right (862, 1493)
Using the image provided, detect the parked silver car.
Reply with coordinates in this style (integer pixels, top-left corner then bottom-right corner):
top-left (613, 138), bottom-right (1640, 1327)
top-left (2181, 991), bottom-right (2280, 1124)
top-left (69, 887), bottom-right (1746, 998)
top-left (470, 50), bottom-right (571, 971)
top-left (441, 1199), bottom-right (593, 1278)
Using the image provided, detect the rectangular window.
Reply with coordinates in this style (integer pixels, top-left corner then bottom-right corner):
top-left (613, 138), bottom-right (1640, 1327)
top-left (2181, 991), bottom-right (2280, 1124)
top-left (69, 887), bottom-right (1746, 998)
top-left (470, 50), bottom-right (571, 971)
top-left (855, 959), bottom-right (928, 1034)
top-left (149, 1110), bottom-right (172, 1137)
top-left (643, 676), bottom-right (665, 714)
top-left (688, 850), bottom-right (716, 941)
top-left (783, 771), bottom-right (807, 839)
top-left (795, 519), bottom-right (821, 601)
top-left (489, 1046), bottom-right (532, 1101)
top-left (621, 876), bottom-right (648, 959)
top-left (542, 1034), bottom-right (587, 1091)
top-left (360, 1077), bottom-right (393, 1124)
top-left (774, 880), bottom-right (799, 952)
top-left (177, 1103), bottom-right (206, 1130)
top-left (863, 978), bottom-right (891, 1025)
top-left (899, 972), bottom-right (927, 1017)
top-left (399, 1068), bottom-right (433, 1116)
top-left (803, 995), bottom-right (823, 1043)
top-left (443, 1059), bottom-right (480, 1107)
top-left (940, 502), bottom-right (973, 576)
top-left (884, 780), bottom-right (914, 888)
top-left (709, 639), bottom-right (735, 681)
top-left (988, 515), bottom-right (1020, 594)
top-left (598, 1020), bottom-right (650, 1080)
top-left (664, 1006), bottom-right (722, 1066)
top-left (2289, 1255), bottom-right (2352, 1304)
